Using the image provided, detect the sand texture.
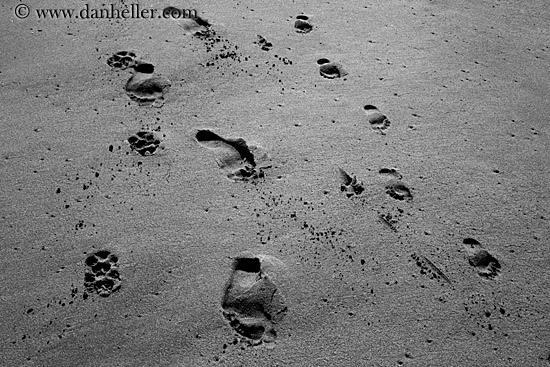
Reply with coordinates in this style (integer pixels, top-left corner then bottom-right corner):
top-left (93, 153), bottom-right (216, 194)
top-left (1, 0), bottom-right (549, 366)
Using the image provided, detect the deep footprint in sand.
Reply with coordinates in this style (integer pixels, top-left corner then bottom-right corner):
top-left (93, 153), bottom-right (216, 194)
top-left (385, 179), bottom-right (413, 201)
top-left (195, 129), bottom-right (270, 181)
top-left (339, 168), bottom-right (364, 198)
top-left (127, 131), bottom-right (164, 156)
top-left (463, 238), bottom-right (501, 280)
top-left (221, 252), bottom-right (288, 344)
top-left (317, 58), bottom-right (348, 79)
top-left (84, 250), bottom-right (122, 297)
top-left (107, 50), bottom-right (138, 70)
top-left (364, 105), bottom-right (391, 134)
top-left (124, 62), bottom-right (171, 107)
top-left (294, 14), bottom-right (313, 34)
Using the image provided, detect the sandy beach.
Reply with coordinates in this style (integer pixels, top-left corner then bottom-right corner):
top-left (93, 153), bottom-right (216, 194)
top-left (1, 0), bottom-right (549, 365)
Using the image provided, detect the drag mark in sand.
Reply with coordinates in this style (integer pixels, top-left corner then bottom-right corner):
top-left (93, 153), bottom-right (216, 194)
top-left (462, 238), bottom-right (501, 280)
top-left (84, 250), bottom-right (122, 297)
top-left (195, 129), bottom-right (270, 181)
top-left (411, 253), bottom-right (452, 284)
top-left (221, 252), bottom-right (288, 345)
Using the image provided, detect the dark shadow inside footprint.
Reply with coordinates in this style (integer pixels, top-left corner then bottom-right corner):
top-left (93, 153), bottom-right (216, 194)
top-left (379, 167), bottom-right (402, 179)
top-left (84, 249), bottom-right (122, 297)
top-left (385, 179), bottom-right (413, 201)
top-left (125, 67), bottom-right (171, 108)
top-left (134, 62), bottom-right (155, 74)
top-left (107, 51), bottom-right (137, 70)
top-left (364, 105), bottom-right (391, 133)
top-left (295, 17), bottom-right (313, 33)
top-left (234, 257), bottom-right (261, 273)
top-left (463, 238), bottom-right (501, 279)
top-left (196, 130), bottom-right (257, 167)
top-left (319, 63), bottom-right (348, 79)
top-left (221, 253), bottom-right (287, 342)
top-left (317, 58), bottom-right (331, 65)
top-left (463, 238), bottom-right (481, 246)
top-left (255, 35), bottom-right (273, 51)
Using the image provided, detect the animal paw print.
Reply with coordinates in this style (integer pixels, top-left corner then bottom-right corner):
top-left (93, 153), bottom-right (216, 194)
top-left (107, 51), bottom-right (138, 70)
top-left (254, 35), bottom-right (273, 51)
top-left (127, 131), bottom-right (164, 156)
top-left (339, 168), bottom-right (364, 198)
top-left (84, 250), bottom-right (122, 297)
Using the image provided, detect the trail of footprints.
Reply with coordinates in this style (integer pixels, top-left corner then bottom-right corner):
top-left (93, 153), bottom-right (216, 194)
top-left (45, 11), bottom-right (508, 358)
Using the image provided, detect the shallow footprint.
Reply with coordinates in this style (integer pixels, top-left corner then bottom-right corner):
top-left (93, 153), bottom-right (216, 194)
top-left (124, 62), bottom-right (171, 107)
top-left (195, 129), bottom-right (269, 181)
top-left (385, 179), bottom-right (413, 201)
top-left (339, 168), bottom-right (364, 198)
top-left (255, 35), bottom-right (273, 51)
top-left (178, 13), bottom-right (211, 34)
top-left (364, 105), bottom-right (391, 134)
top-left (221, 252), bottom-right (288, 344)
top-left (317, 58), bottom-right (348, 79)
top-left (84, 250), bottom-right (122, 297)
top-left (294, 14), bottom-right (313, 34)
top-left (107, 50), bottom-right (137, 70)
top-left (462, 238), bottom-right (501, 280)
top-left (127, 131), bottom-right (164, 156)
top-left (379, 167), bottom-right (402, 179)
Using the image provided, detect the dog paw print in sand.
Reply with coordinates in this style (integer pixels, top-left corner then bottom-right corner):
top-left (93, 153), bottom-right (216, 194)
top-left (107, 50), bottom-right (138, 70)
top-left (221, 252), bottom-right (288, 344)
top-left (127, 131), bottom-right (164, 156)
top-left (195, 129), bottom-right (270, 181)
top-left (364, 105), bottom-right (391, 134)
top-left (317, 58), bottom-right (348, 79)
top-left (84, 250), bottom-right (122, 297)
top-left (385, 179), bottom-right (413, 201)
top-left (463, 238), bottom-right (501, 280)
top-left (294, 14), bottom-right (313, 34)
top-left (254, 35), bottom-right (273, 51)
top-left (338, 168), bottom-right (364, 198)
